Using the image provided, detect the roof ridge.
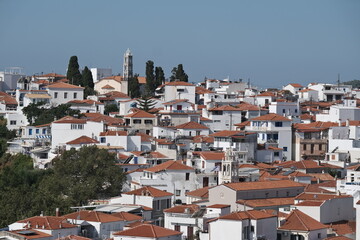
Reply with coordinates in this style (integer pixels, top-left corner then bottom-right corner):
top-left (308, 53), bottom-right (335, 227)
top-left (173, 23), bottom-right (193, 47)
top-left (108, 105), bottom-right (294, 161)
top-left (293, 210), bottom-right (310, 231)
top-left (150, 224), bottom-right (157, 237)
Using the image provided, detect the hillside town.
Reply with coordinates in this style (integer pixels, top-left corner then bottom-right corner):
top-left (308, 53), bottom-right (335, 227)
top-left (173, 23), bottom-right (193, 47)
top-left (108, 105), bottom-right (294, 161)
top-left (1, 49), bottom-right (360, 240)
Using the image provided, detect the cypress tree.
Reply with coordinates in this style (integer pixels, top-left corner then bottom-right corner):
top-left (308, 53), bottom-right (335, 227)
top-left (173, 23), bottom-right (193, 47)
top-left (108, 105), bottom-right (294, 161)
top-left (170, 64), bottom-right (188, 82)
top-left (128, 74), bottom-right (141, 98)
top-left (66, 56), bottom-right (82, 86)
top-left (81, 66), bottom-right (94, 88)
top-left (155, 66), bottom-right (165, 88)
top-left (145, 60), bottom-right (155, 95)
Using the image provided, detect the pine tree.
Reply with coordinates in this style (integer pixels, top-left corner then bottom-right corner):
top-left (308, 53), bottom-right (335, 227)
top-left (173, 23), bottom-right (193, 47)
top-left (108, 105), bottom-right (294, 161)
top-left (66, 56), bottom-right (82, 86)
top-left (170, 64), bottom-right (188, 82)
top-left (128, 74), bottom-right (141, 98)
top-left (137, 95), bottom-right (156, 112)
top-left (155, 66), bottom-right (165, 88)
top-left (145, 60), bottom-right (155, 95)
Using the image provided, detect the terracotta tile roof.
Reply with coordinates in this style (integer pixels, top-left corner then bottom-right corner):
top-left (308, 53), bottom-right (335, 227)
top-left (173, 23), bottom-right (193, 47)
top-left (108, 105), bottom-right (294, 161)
top-left (207, 204), bottom-right (230, 209)
top-left (145, 160), bottom-right (194, 172)
top-left (100, 76), bottom-right (123, 82)
top-left (130, 151), bottom-right (169, 159)
top-left (340, 120), bottom-right (360, 126)
top-left (251, 113), bottom-right (291, 121)
top-left (125, 110), bottom-right (155, 118)
top-left (210, 130), bottom-right (244, 137)
top-left (209, 105), bottom-right (242, 111)
top-left (56, 78), bottom-right (69, 83)
top-left (136, 132), bottom-right (154, 142)
top-left (24, 93), bottom-right (51, 99)
top-left (299, 88), bottom-right (315, 93)
top-left (347, 164), bottom-right (360, 171)
top-left (99, 131), bottom-right (127, 136)
top-left (225, 180), bottom-right (305, 191)
top-left (101, 91), bottom-right (130, 99)
top-left (62, 210), bottom-right (123, 223)
top-left (218, 210), bottom-right (276, 221)
top-left (196, 86), bottom-right (214, 94)
top-left (325, 236), bottom-right (353, 240)
top-left (38, 73), bottom-right (66, 78)
top-left (113, 224), bottom-right (182, 238)
top-left (185, 186), bottom-right (209, 198)
top-left (83, 113), bottom-right (124, 125)
top-left (200, 116), bottom-right (212, 121)
top-left (237, 197), bottom-right (295, 208)
top-left (175, 121), bottom-right (209, 129)
top-left (239, 164), bottom-right (260, 169)
top-left (198, 151), bottom-right (224, 160)
top-left (124, 186), bottom-right (173, 197)
top-left (47, 82), bottom-right (83, 89)
top-left (279, 209), bottom-right (328, 231)
top-left (300, 113), bottom-right (315, 121)
top-left (17, 216), bottom-right (77, 230)
top-left (124, 220), bottom-right (153, 228)
top-left (288, 83), bottom-right (303, 88)
top-left (66, 135), bottom-right (99, 145)
top-left (236, 102), bottom-right (260, 111)
top-left (261, 209), bottom-right (289, 218)
top-left (276, 160), bottom-right (341, 170)
top-left (68, 99), bottom-right (103, 105)
top-left (9, 229), bottom-right (53, 239)
top-left (255, 162), bottom-right (276, 169)
top-left (56, 235), bottom-right (91, 240)
top-left (295, 201), bottom-right (324, 206)
top-left (304, 184), bottom-right (334, 194)
top-left (295, 193), bottom-right (352, 201)
top-left (0, 91), bottom-right (17, 105)
top-left (308, 173), bottom-right (335, 181)
top-left (111, 212), bottom-right (142, 221)
top-left (101, 84), bottom-right (115, 89)
top-left (257, 92), bottom-right (276, 97)
top-left (293, 121), bottom-right (338, 132)
top-left (53, 116), bottom-right (87, 124)
top-left (164, 81), bottom-right (194, 86)
top-left (326, 221), bottom-right (356, 236)
top-left (155, 139), bottom-right (175, 145)
top-left (193, 135), bottom-right (214, 143)
top-left (164, 204), bottom-right (200, 214)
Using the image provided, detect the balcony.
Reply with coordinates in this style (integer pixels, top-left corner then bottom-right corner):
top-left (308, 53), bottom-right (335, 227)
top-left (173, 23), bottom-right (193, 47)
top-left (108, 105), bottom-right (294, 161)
top-left (300, 138), bottom-right (327, 144)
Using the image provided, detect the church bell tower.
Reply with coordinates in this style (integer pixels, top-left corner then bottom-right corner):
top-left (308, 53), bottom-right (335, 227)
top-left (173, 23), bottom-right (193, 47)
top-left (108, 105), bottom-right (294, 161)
top-left (123, 48), bottom-right (133, 81)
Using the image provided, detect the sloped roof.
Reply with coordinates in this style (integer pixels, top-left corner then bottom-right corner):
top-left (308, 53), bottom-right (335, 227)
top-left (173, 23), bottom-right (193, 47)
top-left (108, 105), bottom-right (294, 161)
top-left (225, 180), bottom-right (304, 191)
top-left (295, 192), bottom-right (352, 201)
top-left (113, 224), bottom-right (182, 238)
top-left (101, 84), bottom-right (115, 89)
top-left (175, 121), bottom-right (209, 129)
top-left (145, 160), bottom-right (194, 172)
top-left (279, 209), bottom-right (328, 231)
top-left (17, 216), bottom-right (77, 230)
top-left (164, 81), bottom-right (194, 86)
top-left (62, 210), bottom-right (123, 223)
top-left (164, 204), bottom-right (200, 214)
top-left (136, 132), bottom-right (154, 142)
top-left (102, 91), bottom-right (130, 99)
top-left (185, 186), bottom-right (209, 198)
top-left (53, 116), bottom-right (87, 124)
top-left (0, 91), bottom-right (18, 105)
top-left (47, 82), bottom-right (83, 89)
top-left (218, 210), bottom-right (276, 221)
top-left (83, 113), bottom-right (124, 125)
top-left (199, 152), bottom-right (224, 160)
top-left (236, 102), bottom-right (260, 111)
top-left (276, 160), bottom-right (341, 170)
top-left (111, 212), bottom-right (142, 221)
top-left (193, 135), bottom-right (214, 143)
top-left (210, 130), bottom-right (245, 137)
top-left (68, 99), bottom-right (103, 105)
top-left (237, 197), bottom-right (294, 208)
top-left (288, 83), bottom-right (303, 88)
top-left (99, 131), bottom-right (127, 136)
top-left (209, 105), bottom-right (241, 111)
top-left (38, 73), bottom-right (66, 78)
top-left (9, 229), bottom-right (53, 239)
top-left (125, 110), bottom-right (155, 118)
top-left (163, 99), bottom-right (189, 105)
top-left (251, 113), bottom-right (291, 121)
top-left (124, 186), bottom-right (173, 197)
top-left (66, 136), bottom-right (99, 145)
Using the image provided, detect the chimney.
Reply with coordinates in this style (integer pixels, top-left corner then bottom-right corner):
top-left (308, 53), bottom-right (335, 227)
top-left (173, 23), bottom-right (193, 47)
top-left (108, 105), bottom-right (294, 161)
top-left (346, 119), bottom-right (350, 127)
top-left (55, 208), bottom-right (59, 217)
top-left (40, 211), bottom-right (43, 217)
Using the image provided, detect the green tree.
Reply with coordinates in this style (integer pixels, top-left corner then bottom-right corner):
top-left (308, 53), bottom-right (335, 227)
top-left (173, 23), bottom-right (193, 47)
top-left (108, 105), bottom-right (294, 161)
top-left (104, 103), bottom-right (119, 115)
top-left (170, 64), bottom-right (188, 82)
top-left (66, 56), bottom-right (82, 86)
top-left (128, 74), bottom-right (141, 98)
top-left (48, 146), bottom-right (125, 205)
top-left (145, 60), bottom-right (155, 94)
top-left (81, 66), bottom-right (94, 88)
top-left (137, 95), bottom-right (156, 112)
top-left (154, 66), bottom-right (165, 88)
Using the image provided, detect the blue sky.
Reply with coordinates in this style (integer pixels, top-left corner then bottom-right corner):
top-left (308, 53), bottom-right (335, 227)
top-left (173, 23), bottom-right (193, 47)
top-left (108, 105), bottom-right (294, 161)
top-left (0, 0), bottom-right (359, 88)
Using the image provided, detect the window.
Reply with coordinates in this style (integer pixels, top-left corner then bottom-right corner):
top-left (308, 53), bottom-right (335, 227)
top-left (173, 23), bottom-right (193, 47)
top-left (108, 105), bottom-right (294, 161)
top-left (318, 233), bottom-right (321, 239)
top-left (78, 124), bottom-right (83, 129)
top-left (73, 92), bottom-right (77, 99)
top-left (100, 137), bottom-right (106, 143)
top-left (186, 173), bottom-right (190, 181)
top-left (36, 129), bottom-right (39, 134)
top-left (275, 122), bottom-right (283, 127)
top-left (282, 109), bottom-right (286, 113)
top-left (295, 109), bottom-right (298, 113)
top-left (319, 144), bottom-right (322, 151)
top-left (133, 119), bottom-right (141, 124)
top-left (283, 147), bottom-right (288, 152)
top-left (54, 92), bottom-right (58, 98)
top-left (174, 225), bottom-right (180, 231)
top-left (175, 190), bottom-right (181, 196)
top-left (311, 144), bottom-right (314, 154)
top-left (144, 120), bottom-right (153, 124)
top-left (64, 92), bottom-right (68, 99)
top-left (274, 152), bottom-right (280, 157)
top-left (42, 129), bottom-right (46, 134)
top-left (10, 120), bottom-right (16, 125)
top-left (71, 124), bottom-right (77, 129)
top-left (303, 144), bottom-right (307, 150)
top-left (29, 129), bottom-right (33, 135)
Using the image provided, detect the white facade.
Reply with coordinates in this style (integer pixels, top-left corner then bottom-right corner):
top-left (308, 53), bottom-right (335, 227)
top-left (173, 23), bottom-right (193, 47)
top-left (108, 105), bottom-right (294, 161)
top-left (90, 68), bottom-right (112, 83)
top-left (99, 134), bottom-right (141, 151)
top-left (164, 83), bottom-right (196, 103)
top-left (0, 70), bottom-right (25, 91)
top-left (269, 101), bottom-right (299, 118)
top-left (46, 84), bottom-right (84, 106)
top-left (316, 105), bottom-right (360, 123)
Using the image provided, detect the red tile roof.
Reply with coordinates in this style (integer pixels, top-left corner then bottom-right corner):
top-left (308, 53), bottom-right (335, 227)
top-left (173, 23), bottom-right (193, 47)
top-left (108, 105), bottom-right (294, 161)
top-left (17, 216), bottom-right (77, 230)
top-left (225, 180), bottom-right (304, 191)
top-left (279, 209), bottom-right (328, 231)
top-left (295, 193), bottom-right (352, 201)
top-left (276, 160), bottom-right (342, 170)
top-left (207, 204), bottom-right (230, 209)
top-left (236, 102), bottom-right (260, 111)
top-left (53, 116), bottom-right (87, 124)
top-left (145, 160), bottom-right (194, 172)
top-left (209, 105), bottom-right (242, 111)
top-left (62, 210), bottom-right (123, 223)
top-left (0, 92), bottom-right (18, 105)
top-left (99, 131), bottom-right (127, 136)
top-left (288, 83), bottom-right (303, 88)
top-left (111, 212), bottom-right (142, 221)
top-left (326, 221), bottom-right (356, 236)
top-left (163, 99), bottom-right (189, 105)
top-left (124, 186), bottom-right (173, 197)
top-left (38, 73), bottom-right (66, 78)
top-left (218, 210), bottom-right (276, 221)
top-left (10, 229), bottom-right (53, 239)
top-left (101, 84), bottom-right (115, 89)
top-left (193, 135), bottom-right (214, 144)
top-left (237, 197), bottom-right (295, 208)
top-left (113, 224), bottom-right (182, 238)
top-left (175, 121), bottom-right (209, 129)
top-left (125, 110), bottom-right (155, 118)
top-left (68, 99), bottom-right (103, 105)
top-left (47, 82), bottom-right (83, 89)
top-left (251, 113), bottom-right (291, 121)
top-left (164, 204), bottom-right (200, 214)
top-left (66, 136), bottom-right (99, 145)
top-left (56, 235), bottom-right (91, 240)
top-left (199, 151), bottom-right (224, 160)
top-left (136, 132), bottom-right (154, 142)
top-left (164, 81), bottom-right (194, 86)
top-left (102, 91), bottom-right (130, 99)
top-left (185, 186), bottom-right (209, 198)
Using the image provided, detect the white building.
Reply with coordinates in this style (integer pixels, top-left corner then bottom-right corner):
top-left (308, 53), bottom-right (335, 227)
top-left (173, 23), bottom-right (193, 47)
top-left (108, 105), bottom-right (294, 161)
top-left (98, 131), bottom-right (141, 151)
top-left (309, 83), bottom-right (351, 102)
top-left (46, 82), bottom-right (84, 106)
top-left (283, 83), bottom-right (303, 95)
top-left (269, 101), bottom-right (300, 118)
top-left (163, 81), bottom-right (196, 103)
top-left (90, 68), bottom-right (112, 83)
top-left (0, 68), bottom-right (25, 91)
top-left (113, 224), bottom-right (182, 240)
